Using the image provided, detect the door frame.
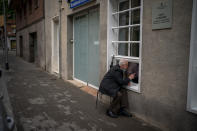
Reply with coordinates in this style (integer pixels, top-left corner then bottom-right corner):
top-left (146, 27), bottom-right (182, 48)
top-left (51, 16), bottom-right (60, 74)
top-left (29, 32), bottom-right (37, 63)
top-left (19, 36), bottom-right (23, 57)
top-left (187, 0), bottom-right (197, 114)
top-left (73, 9), bottom-right (99, 89)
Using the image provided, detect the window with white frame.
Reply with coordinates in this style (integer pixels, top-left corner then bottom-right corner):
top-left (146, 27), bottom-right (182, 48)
top-left (108, 0), bottom-right (142, 92)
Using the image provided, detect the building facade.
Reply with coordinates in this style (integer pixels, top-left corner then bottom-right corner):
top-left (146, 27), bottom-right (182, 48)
top-left (0, 16), bottom-right (16, 50)
top-left (6, 19), bottom-right (16, 50)
top-left (44, 0), bottom-right (197, 131)
top-left (10, 0), bottom-right (45, 68)
top-left (9, 0), bottom-right (197, 130)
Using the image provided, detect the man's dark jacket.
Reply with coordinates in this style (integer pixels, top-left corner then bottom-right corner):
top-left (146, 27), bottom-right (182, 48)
top-left (99, 65), bottom-right (130, 97)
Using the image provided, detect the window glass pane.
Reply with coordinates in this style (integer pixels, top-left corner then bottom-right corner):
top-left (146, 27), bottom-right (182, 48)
top-left (118, 27), bottom-right (129, 56)
top-left (24, 4), bottom-right (26, 17)
top-left (119, 0), bottom-right (129, 11)
top-left (131, 9), bottom-right (140, 24)
top-left (118, 43), bottom-right (128, 56)
top-left (119, 12), bottom-right (129, 26)
top-left (20, 10), bottom-right (22, 19)
top-left (127, 62), bottom-right (139, 84)
top-left (119, 28), bottom-right (129, 41)
top-left (29, 0), bottom-right (32, 14)
top-left (130, 26), bottom-right (140, 41)
top-left (130, 43), bottom-right (139, 57)
top-left (131, 0), bottom-right (141, 8)
top-left (35, 0), bottom-right (39, 8)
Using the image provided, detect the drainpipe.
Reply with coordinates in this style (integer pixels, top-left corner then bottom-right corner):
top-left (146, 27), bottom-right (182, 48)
top-left (3, 0), bottom-right (9, 70)
top-left (43, 0), bottom-right (46, 71)
top-left (58, 0), bottom-right (62, 78)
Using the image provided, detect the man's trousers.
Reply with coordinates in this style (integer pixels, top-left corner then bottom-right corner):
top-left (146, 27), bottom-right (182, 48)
top-left (109, 88), bottom-right (129, 114)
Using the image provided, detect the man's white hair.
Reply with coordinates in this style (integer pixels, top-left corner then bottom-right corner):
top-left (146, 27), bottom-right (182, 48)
top-left (119, 59), bottom-right (128, 66)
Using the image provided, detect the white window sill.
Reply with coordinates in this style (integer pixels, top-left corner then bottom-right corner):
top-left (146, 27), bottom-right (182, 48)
top-left (124, 82), bottom-right (140, 93)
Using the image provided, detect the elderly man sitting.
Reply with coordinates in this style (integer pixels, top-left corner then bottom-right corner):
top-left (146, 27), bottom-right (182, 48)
top-left (99, 59), bottom-right (135, 118)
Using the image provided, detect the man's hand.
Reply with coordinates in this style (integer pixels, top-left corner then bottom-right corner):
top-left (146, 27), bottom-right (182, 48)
top-left (128, 82), bottom-right (131, 86)
top-left (129, 73), bottom-right (135, 80)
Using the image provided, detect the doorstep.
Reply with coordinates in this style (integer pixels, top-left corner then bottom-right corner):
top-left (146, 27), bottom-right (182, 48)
top-left (67, 80), bottom-right (98, 97)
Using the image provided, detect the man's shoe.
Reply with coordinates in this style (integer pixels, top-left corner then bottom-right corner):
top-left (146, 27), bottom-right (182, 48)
top-left (106, 110), bottom-right (118, 118)
top-left (119, 109), bottom-right (132, 117)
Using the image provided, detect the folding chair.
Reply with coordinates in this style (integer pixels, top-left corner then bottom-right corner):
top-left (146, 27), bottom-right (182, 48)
top-left (95, 90), bottom-right (112, 108)
top-left (96, 55), bottom-right (115, 108)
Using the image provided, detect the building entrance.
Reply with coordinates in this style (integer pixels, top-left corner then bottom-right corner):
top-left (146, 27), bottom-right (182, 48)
top-left (29, 32), bottom-right (37, 63)
top-left (52, 18), bottom-right (60, 74)
top-left (73, 9), bottom-right (100, 88)
top-left (19, 36), bottom-right (23, 57)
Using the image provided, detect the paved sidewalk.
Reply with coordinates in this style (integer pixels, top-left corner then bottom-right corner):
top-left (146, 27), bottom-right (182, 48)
top-left (2, 51), bottom-right (161, 131)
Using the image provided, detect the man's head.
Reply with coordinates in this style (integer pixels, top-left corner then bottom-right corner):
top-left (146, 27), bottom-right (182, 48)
top-left (119, 59), bottom-right (128, 71)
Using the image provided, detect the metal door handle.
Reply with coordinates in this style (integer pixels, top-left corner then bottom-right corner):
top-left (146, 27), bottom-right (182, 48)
top-left (70, 39), bottom-right (73, 44)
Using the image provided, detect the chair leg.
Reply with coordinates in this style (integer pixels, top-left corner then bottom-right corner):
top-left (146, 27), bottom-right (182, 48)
top-left (110, 96), bottom-right (112, 104)
top-left (96, 91), bottom-right (99, 108)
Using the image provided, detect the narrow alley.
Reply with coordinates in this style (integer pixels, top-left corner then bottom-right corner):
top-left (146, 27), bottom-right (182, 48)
top-left (0, 51), bottom-right (160, 131)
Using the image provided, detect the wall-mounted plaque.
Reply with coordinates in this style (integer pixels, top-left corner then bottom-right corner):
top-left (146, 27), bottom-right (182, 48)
top-left (152, 0), bottom-right (172, 30)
